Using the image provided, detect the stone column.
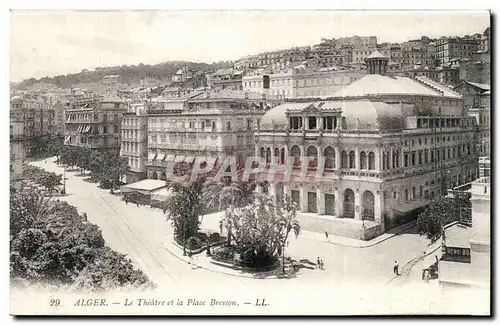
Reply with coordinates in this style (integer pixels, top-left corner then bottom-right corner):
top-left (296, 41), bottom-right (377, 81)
top-left (317, 188), bottom-right (325, 215)
top-left (335, 148), bottom-right (340, 170)
top-left (377, 146), bottom-right (383, 171)
top-left (284, 183), bottom-right (291, 199)
top-left (269, 183), bottom-right (277, 202)
top-left (300, 184), bottom-right (307, 212)
top-left (335, 188), bottom-right (342, 217)
top-left (374, 191), bottom-right (383, 222)
top-left (355, 147), bottom-right (360, 170)
top-left (390, 147), bottom-right (394, 169)
top-left (354, 189), bottom-right (361, 220)
top-left (317, 116), bottom-right (323, 131)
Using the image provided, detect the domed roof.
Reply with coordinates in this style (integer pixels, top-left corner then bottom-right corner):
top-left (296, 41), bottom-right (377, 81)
top-left (10, 96), bottom-right (23, 104)
top-left (259, 102), bottom-right (310, 130)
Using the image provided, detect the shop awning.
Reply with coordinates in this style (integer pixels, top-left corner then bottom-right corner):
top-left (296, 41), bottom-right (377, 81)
top-left (174, 155), bottom-right (185, 163)
top-left (64, 136), bottom-right (71, 144)
top-left (392, 200), bottom-right (430, 213)
top-left (194, 156), bottom-right (207, 166)
top-left (148, 151), bottom-right (157, 160)
top-left (165, 154), bottom-right (176, 162)
top-left (85, 125), bottom-right (91, 133)
top-left (184, 155), bottom-right (195, 164)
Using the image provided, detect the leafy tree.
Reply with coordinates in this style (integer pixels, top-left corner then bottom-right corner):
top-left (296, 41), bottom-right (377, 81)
top-left (416, 192), bottom-right (472, 243)
top-left (221, 195), bottom-right (300, 271)
top-left (10, 187), bottom-right (153, 290)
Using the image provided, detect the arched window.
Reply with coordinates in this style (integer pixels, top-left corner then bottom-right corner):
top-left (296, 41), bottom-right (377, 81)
top-left (290, 145), bottom-right (301, 167)
top-left (266, 147), bottom-right (272, 164)
top-left (280, 148), bottom-right (285, 164)
top-left (307, 146), bottom-right (318, 168)
top-left (360, 151), bottom-right (367, 169)
top-left (324, 146), bottom-right (335, 169)
top-left (274, 148), bottom-right (280, 163)
top-left (260, 147), bottom-right (265, 158)
top-left (349, 150), bottom-right (356, 169)
top-left (368, 152), bottom-right (375, 170)
top-left (341, 150), bottom-right (348, 168)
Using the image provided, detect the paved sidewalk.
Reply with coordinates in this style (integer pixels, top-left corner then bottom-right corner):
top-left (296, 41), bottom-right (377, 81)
top-left (201, 211), bottom-right (416, 248)
top-left (161, 236), bottom-right (289, 280)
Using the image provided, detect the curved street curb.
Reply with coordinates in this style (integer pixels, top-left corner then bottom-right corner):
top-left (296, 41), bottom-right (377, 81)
top-left (385, 241), bottom-right (442, 285)
top-left (307, 220), bottom-right (417, 249)
top-left (161, 238), bottom-right (286, 280)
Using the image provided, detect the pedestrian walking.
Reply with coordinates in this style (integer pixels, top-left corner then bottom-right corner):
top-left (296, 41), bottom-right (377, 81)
top-left (136, 202), bottom-right (139, 207)
top-left (320, 259), bottom-right (324, 270)
top-left (394, 261), bottom-right (399, 276)
top-left (325, 231), bottom-right (330, 242)
top-left (286, 240), bottom-right (289, 247)
top-left (82, 213), bottom-right (88, 221)
top-left (316, 257), bottom-right (321, 269)
top-left (219, 220), bottom-right (223, 234)
top-left (424, 269), bottom-right (430, 283)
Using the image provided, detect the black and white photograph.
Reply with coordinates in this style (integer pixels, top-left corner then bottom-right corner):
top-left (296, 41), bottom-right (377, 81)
top-left (8, 8), bottom-right (491, 316)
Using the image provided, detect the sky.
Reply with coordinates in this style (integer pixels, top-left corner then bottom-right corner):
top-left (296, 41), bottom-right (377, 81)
top-left (9, 10), bottom-right (490, 82)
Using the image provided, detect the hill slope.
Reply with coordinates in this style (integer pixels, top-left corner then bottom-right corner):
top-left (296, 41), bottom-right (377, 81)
top-left (13, 60), bottom-right (233, 91)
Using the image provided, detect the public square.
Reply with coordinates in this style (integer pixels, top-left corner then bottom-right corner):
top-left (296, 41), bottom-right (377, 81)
top-left (32, 157), bottom-right (431, 288)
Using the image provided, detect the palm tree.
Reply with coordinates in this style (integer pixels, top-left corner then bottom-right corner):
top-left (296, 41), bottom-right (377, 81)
top-left (202, 174), bottom-right (265, 211)
top-left (161, 175), bottom-right (206, 256)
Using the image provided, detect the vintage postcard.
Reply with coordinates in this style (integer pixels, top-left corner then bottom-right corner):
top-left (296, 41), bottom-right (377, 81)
top-left (9, 9), bottom-right (491, 316)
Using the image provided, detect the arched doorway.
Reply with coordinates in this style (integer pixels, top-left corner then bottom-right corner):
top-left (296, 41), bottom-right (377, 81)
top-left (160, 172), bottom-right (167, 180)
top-left (349, 150), bottom-right (356, 169)
top-left (261, 181), bottom-right (269, 194)
top-left (362, 190), bottom-right (375, 221)
top-left (275, 182), bottom-right (284, 203)
top-left (306, 145), bottom-right (318, 169)
top-left (343, 189), bottom-right (355, 218)
top-left (260, 147), bottom-right (265, 159)
top-left (274, 148), bottom-right (280, 164)
top-left (280, 148), bottom-right (285, 164)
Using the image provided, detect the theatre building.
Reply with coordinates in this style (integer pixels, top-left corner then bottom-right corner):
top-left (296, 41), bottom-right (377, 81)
top-left (255, 51), bottom-right (479, 239)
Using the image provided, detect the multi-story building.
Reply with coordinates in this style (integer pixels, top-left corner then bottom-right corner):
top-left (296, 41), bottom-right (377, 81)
top-left (120, 103), bottom-right (148, 183)
top-left (207, 68), bottom-right (244, 91)
top-left (14, 95), bottom-right (55, 156)
top-left (434, 37), bottom-right (480, 66)
top-left (334, 36), bottom-right (377, 49)
top-left (242, 65), bottom-right (366, 99)
top-left (254, 51), bottom-right (479, 240)
top-left (64, 94), bottom-right (126, 151)
top-left (455, 81), bottom-right (490, 157)
top-left (440, 159), bottom-right (490, 298)
top-left (10, 96), bottom-right (25, 190)
top-left (352, 46), bottom-right (378, 64)
top-left (53, 99), bottom-right (67, 136)
top-left (145, 89), bottom-right (281, 180)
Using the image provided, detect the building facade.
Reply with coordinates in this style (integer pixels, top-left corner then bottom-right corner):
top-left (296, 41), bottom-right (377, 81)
top-left (145, 90), bottom-right (281, 180)
top-left (254, 52), bottom-right (479, 240)
top-left (64, 94), bottom-right (126, 151)
top-left (120, 103), bottom-right (149, 183)
top-left (439, 162), bottom-right (490, 294)
top-left (455, 81), bottom-right (490, 157)
top-left (242, 66), bottom-right (366, 99)
top-left (10, 96), bottom-right (25, 189)
top-left (11, 95), bottom-right (55, 157)
top-left (434, 37), bottom-right (480, 66)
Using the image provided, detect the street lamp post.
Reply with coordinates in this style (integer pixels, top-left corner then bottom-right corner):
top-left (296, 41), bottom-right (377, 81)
top-left (62, 165), bottom-right (67, 195)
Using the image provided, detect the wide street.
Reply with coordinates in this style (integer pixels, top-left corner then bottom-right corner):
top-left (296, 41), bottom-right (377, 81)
top-left (26, 157), bottom-right (480, 314)
top-left (30, 157), bottom-right (432, 287)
